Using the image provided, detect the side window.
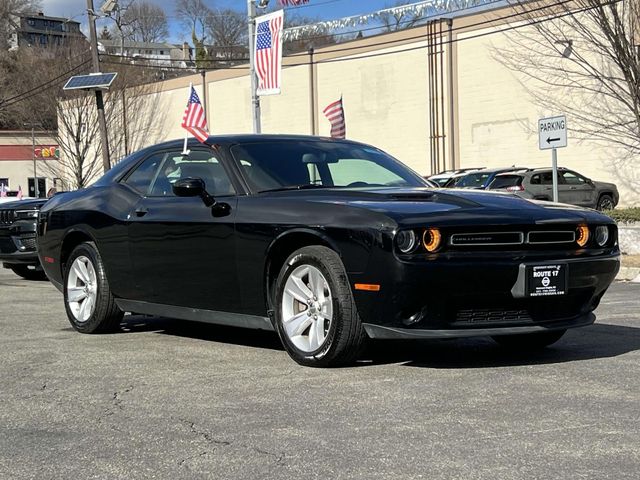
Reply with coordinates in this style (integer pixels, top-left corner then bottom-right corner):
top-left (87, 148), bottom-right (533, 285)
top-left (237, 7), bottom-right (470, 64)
top-left (148, 150), bottom-right (235, 197)
top-left (540, 172), bottom-right (553, 185)
top-left (530, 174), bottom-right (540, 185)
top-left (122, 153), bottom-right (164, 195)
top-left (561, 171), bottom-right (586, 185)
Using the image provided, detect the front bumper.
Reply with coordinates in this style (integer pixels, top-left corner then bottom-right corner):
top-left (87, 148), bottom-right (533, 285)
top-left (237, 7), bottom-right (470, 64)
top-left (0, 228), bottom-right (39, 266)
top-left (352, 251), bottom-right (619, 338)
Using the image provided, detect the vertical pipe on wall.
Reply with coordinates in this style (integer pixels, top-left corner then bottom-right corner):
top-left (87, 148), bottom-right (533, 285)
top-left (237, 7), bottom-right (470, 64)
top-left (201, 70), bottom-right (208, 125)
top-left (447, 18), bottom-right (456, 170)
top-left (439, 19), bottom-right (446, 175)
top-left (309, 48), bottom-right (317, 136)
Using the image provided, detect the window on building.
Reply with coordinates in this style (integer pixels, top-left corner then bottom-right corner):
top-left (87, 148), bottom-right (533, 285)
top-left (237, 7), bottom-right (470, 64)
top-left (0, 178), bottom-right (9, 190)
top-left (40, 35), bottom-right (47, 44)
top-left (160, 50), bottom-right (164, 55)
top-left (27, 19), bottom-right (35, 26)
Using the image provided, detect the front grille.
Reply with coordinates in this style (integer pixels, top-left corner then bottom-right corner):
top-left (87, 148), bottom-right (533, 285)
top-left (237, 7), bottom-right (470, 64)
top-left (527, 231), bottom-right (575, 244)
top-left (20, 237), bottom-right (37, 250)
top-left (456, 308), bottom-right (531, 324)
top-left (448, 293), bottom-right (590, 327)
top-left (450, 231), bottom-right (524, 246)
top-left (0, 209), bottom-right (15, 225)
top-left (447, 226), bottom-right (582, 250)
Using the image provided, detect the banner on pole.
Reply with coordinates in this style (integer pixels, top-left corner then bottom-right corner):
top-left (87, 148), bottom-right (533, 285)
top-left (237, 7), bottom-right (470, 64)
top-left (254, 10), bottom-right (284, 96)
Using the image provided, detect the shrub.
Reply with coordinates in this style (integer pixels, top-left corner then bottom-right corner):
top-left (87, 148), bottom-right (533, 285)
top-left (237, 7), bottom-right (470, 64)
top-left (605, 208), bottom-right (640, 224)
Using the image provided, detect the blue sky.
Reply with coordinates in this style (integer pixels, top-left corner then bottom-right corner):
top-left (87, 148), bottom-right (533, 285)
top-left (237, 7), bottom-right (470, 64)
top-left (41, 0), bottom-right (408, 42)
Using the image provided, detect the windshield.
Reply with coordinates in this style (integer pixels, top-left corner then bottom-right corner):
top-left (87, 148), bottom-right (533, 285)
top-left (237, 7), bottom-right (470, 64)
top-left (488, 175), bottom-right (522, 189)
top-left (456, 172), bottom-right (494, 188)
top-left (230, 141), bottom-right (426, 192)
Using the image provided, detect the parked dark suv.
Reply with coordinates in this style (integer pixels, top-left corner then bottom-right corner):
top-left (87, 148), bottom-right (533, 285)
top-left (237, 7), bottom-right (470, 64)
top-left (487, 168), bottom-right (619, 210)
top-left (0, 198), bottom-right (49, 279)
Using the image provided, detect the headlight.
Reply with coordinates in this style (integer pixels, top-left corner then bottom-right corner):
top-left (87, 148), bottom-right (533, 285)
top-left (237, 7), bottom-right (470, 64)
top-left (422, 227), bottom-right (442, 252)
top-left (15, 209), bottom-right (39, 220)
top-left (576, 225), bottom-right (590, 247)
top-left (594, 226), bottom-right (609, 247)
top-left (396, 230), bottom-right (418, 254)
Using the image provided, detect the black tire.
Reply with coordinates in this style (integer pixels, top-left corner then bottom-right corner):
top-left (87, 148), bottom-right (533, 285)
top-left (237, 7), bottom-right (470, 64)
top-left (8, 264), bottom-right (48, 281)
top-left (63, 242), bottom-right (123, 334)
top-left (491, 329), bottom-right (566, 350)
top-left (596, 194), bottom-right (614, 211)
top-left (274, 246), bottom-right (366, 367)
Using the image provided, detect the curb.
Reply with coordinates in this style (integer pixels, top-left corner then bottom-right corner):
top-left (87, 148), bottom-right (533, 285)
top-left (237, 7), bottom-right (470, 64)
top-left (616, 266), bottom-right (640, 282)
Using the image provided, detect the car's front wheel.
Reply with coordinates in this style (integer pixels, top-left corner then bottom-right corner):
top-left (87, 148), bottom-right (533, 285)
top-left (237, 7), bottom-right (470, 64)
top-left (63, 242), bottom-right (123, 333)
top-left (274, 246), bottom-right (366, 367)
top-left (491, 329), bottom-right (566, 350)
top-left (596, 194), bottom-right (614, 211)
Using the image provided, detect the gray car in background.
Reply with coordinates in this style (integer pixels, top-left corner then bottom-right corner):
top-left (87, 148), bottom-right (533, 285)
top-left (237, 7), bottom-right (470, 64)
top-left (487, 168), bottom-right (619, 210)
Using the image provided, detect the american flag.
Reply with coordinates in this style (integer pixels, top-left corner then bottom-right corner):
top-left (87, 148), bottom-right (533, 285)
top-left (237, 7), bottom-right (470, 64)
top-left (17, 185), bottom-right (23, 200)
top-left (279, 0), bottom-right (309, 5)
top-left (255, 10), bottom-right (284, 96)
top-left (181, 86), bottom-right (209, 143)
top-left (323, 97), bottom-right (346, 139)
top-left (0, 183), bottom-right (6, 197)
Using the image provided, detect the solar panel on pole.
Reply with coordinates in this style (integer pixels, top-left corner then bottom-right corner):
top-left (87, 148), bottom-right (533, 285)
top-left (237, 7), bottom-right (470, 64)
top-left (63, 73), bottom-right (118, 91)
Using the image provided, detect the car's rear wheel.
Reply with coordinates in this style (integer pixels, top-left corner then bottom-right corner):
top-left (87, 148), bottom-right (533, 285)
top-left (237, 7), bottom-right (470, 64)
top-left (274, 246), bottom-right (366, 367)
top-left (491, 329), bottom-right (566, 350)
top-left (597, 194), bottom-right (614, 211)
top-left (8, 264), bottom-right (47, 281)
top-left (63, 242), bottom-right (123, 333)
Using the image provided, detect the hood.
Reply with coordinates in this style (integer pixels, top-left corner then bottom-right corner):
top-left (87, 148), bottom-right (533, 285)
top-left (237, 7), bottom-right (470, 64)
top-left (281, 187), bottom-right (614, 226)
top-left (0, 198), bottom-right (48, 210)
top-left (593, 180), bottom-right (618, 192)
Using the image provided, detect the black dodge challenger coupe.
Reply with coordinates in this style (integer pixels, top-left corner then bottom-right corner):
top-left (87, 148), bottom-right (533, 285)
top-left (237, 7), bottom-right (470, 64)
top-left (37, 135), bottom-right (620, 367)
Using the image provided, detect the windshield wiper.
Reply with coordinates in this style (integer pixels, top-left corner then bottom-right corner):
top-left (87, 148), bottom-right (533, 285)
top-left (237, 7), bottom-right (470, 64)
top-left (258, 184), bottom-right (331, 193)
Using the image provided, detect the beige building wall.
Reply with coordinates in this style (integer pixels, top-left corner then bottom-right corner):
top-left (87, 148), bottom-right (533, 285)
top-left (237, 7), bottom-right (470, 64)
top-left (60, 4), bottom-right (638, 205)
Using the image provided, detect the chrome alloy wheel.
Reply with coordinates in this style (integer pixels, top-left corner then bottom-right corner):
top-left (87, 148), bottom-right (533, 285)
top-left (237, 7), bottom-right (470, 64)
top-left (66, 256), bottom-right (98, 323)
top-left (281, 264), bottom-right (333, 353)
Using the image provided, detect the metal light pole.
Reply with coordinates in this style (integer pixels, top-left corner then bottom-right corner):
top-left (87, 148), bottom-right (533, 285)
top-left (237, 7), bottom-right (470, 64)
top-left (248, 0), bottom-right (263, 133)
top-left (31, 126), bottom-right (38, 198)
top-left (24, 122), bottom-right (42, 198)
top-left (87, 0), bottom-right (112, 172)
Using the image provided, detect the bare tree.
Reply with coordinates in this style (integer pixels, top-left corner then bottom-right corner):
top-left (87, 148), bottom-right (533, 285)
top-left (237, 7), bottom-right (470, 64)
top-left (176, 0), bottom-right (212, 66)
top-left (379, 0), bottom-right (423, 32)
top-left (122, 0), bottom-right (169, 43)
top-left (284, 16), bottom-right (339, 54)
top-left (495, 0), bottom-right (640, 190)
top-left (0, 0), bottom-right (41, 49)
top-left (206, 8), bottom-right (247, 61)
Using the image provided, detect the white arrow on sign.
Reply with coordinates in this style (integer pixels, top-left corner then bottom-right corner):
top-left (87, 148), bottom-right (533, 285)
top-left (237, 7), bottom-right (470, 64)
top-left (538, 115), bottom-right (567, 150)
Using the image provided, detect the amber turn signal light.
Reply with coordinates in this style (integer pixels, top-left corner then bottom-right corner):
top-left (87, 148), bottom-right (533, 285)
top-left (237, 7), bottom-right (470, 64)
top-left (576, 225), bottom-right (590, 247)
top-left (422, 227), bottom-right (442, 252)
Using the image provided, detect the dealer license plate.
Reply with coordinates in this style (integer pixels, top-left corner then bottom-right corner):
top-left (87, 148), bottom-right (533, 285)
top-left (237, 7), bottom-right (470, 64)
top-left (527, 264), bottom-right (567, 297)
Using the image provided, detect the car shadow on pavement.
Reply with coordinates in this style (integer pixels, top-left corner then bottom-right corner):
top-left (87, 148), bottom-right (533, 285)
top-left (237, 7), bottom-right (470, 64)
top-left (119, 316), bottom-right (640, 368)
top-left (121, 315), bottom-right (285, 351)
top-left (361, 323), bottom-right (640, 369)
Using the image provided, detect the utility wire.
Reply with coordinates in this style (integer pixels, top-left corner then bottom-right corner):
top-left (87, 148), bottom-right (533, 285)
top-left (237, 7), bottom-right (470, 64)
top-left (0, 59), bottom-right (91, 109)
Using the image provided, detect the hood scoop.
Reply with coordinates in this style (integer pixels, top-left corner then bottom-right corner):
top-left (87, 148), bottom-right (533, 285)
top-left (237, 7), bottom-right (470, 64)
top-left (389, 192), bottom-right (437, 201)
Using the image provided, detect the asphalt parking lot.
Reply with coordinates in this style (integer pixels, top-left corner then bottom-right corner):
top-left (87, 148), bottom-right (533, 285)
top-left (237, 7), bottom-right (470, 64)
top-left (1, 268), bottom-right (639, 480)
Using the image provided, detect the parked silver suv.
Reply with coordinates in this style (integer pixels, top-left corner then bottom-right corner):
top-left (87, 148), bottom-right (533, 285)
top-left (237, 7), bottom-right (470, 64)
top-left (487, 168), bottom-right (619, 210)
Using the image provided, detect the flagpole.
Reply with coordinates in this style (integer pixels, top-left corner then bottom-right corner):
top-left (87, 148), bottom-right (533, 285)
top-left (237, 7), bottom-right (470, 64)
top-left (248, 0), bottom-right (262, 134)
top-left (182, 83), bottom-right (192, 155)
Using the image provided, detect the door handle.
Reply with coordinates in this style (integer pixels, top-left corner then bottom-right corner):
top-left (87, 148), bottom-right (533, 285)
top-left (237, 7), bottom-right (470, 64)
top-left (135, 207), bottom-right (148, 217)
top-left (570, 186), bottom-right (578, 190)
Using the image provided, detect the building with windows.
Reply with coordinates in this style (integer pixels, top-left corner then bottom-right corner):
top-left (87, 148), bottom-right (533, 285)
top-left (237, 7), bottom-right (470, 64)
top-left (98, 40), bottom-right (194, 68)
top-left (8, 12), bottom-right (84, 49)
top-left (0, 131), bottom-right (61, 198)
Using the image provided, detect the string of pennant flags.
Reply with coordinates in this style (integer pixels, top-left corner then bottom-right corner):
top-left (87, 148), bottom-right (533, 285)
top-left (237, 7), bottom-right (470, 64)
top-left (181, 0), bottom-right (495, 143)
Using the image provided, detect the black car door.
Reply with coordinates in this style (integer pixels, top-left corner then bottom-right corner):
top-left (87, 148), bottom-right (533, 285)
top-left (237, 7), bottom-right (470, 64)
top-left (125, 148), bottom-right (241, 312)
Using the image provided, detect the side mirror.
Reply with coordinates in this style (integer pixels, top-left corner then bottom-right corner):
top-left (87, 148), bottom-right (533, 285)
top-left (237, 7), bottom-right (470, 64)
top-left (173, 177), bottom-right (204, 197)
top-left (172, 177), bottom-right (230, 216)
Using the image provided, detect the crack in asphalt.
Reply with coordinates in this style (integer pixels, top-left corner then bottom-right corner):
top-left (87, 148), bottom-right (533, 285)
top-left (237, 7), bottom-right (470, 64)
top-left (177, 418), bottom-right (286, 467)
top-left (112, 385), bottom-right (135, 410)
